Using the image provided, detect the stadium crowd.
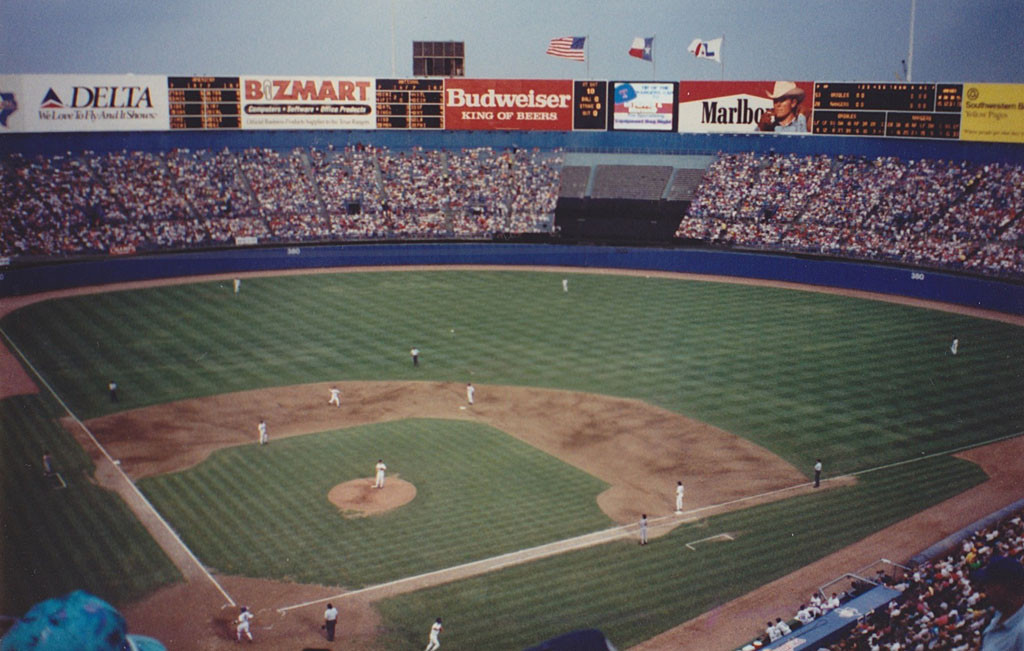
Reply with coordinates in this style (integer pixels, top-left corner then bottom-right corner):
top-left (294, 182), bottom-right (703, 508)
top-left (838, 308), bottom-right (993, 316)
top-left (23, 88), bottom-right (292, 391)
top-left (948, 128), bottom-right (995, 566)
top-left (743, 505), bottom-right (1024, 650)
top-left (2, 145), bottom-right (1022, 279)
top-left (678, 152), bottom-right (1024, 279)
top-left (0, 144), bottom-right (562, 256)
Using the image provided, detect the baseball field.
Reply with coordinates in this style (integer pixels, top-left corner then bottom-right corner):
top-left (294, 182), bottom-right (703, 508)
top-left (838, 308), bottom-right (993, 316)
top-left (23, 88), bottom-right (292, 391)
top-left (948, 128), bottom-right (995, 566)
top-left (2, 267), bottom-right (1023, 649)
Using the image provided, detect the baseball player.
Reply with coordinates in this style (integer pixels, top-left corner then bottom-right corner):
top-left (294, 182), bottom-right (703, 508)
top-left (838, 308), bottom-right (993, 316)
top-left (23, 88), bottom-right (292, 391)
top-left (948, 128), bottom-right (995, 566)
top-left (950, 335), bottom-right (959, 355)
top-left (675, 481), bottom-right (685, 514)
top-left (374, 459), bottom-right (387, 488)
top-left (639, 514), bottom-right (648, 545)
top-left (466, 382), bottom-right (475, 405)
top-left (108, 380), bottom-right (119, 403)
top-left (258, 420), bottom-right (268, 445)
top-left (42, 451), bottom-right (55, 477)
top-left (411, 347), bottom-right (420, 366)
top-left (233, 278), bottom-right (241, 294)
top-left (562, 278), bottom-right (569, 292)
top-left (425, 618), bottom-right (443, 651)
top-left (814, 459), bottom-right (822, 488)
top-left (328, 387), bottom-right (341, 406)
top-left (236, 606), bottom-right (254, 642)
top-left (323, 603), bottom-right (338, 641)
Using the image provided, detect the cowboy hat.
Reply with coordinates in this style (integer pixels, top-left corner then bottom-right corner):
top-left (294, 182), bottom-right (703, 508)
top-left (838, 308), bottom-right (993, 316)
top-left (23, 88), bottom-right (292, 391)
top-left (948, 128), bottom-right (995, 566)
top-left (767, 81), bottom-right (805, 101)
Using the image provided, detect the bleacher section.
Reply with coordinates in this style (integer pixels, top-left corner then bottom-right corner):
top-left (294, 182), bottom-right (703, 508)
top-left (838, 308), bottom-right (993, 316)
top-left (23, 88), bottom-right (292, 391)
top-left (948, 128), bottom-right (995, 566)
top-left (590, 165), bottom-right (673, 200)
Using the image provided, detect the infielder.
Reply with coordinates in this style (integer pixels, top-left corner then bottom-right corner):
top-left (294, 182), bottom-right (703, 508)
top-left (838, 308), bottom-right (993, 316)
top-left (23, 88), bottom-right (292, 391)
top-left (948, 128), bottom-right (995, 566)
top-left (411, 347), bottom-right (420, 366)
top-left (329, 387), bottom-right (341, 406)
top-left (258, 420), bottom-right (268, 445)
top-left (374, 459), bottom-right (387, 488)
top-left (675, 481), bottom-right (685, 514)
top-left (466, 382), bottom-right (475, 405)
top-left (236, 606), bottom-right (254, 642)
top-left (639, 514), bottom-right (648, 545)
top-left (814, 459), bottom-right (822, 488)
top-left (425, 618), bottom-right (443, 651)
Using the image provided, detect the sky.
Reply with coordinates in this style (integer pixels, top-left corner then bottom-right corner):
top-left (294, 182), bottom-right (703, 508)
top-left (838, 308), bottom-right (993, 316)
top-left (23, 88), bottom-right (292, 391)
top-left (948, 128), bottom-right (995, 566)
top-left (0, 0), bottom-right (1022, 84)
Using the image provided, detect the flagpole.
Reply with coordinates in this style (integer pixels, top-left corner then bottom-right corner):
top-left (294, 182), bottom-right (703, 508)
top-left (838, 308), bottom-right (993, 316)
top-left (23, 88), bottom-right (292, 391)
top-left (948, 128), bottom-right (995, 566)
top-left (652, 34), bottom-right (656, 79)
top-left (907, 0), bottom-right (916, 82)
top-left (720, 34), bottom-right (725, 80)
top-left (586, 34), bottom-right (591, 79)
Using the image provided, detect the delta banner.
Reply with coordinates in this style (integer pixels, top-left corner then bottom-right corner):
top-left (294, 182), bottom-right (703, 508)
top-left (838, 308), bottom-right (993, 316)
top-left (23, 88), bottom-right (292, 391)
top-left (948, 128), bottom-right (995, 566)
top-left (959, 83), bottom-right (1024, 144)
top-left (443, 79), bottom-right (573, 131)
top-left (240, 76), bottom-right (376, 129)
top-left (0, 74), bottom-right (169, 132)
top-left (677, 81), bottom-right (814, 134)
top-left (611, 81), bottom-right (676, 131)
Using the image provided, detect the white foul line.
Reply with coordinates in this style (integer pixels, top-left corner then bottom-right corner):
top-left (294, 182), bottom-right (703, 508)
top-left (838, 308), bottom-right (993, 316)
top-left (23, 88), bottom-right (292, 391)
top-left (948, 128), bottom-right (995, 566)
top-left (0, 327), bottom-right (236, 607)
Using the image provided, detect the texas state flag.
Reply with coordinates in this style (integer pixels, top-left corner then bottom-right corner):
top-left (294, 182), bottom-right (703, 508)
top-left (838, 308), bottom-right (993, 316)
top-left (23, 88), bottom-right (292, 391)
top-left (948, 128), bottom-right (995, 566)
top-left (628, 37), bottom-right (654, 61)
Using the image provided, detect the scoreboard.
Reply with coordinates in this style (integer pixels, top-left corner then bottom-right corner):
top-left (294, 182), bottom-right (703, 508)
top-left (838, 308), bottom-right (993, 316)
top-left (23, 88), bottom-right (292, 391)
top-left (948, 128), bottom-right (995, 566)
top-left (168, 77), bottom-right (241, 130)
top-left (376, 79), bottom-right (444, 129)
top-left (573, 81), bottom-right (608, 130)
top-left (812, 82), bottom-right (962, 139)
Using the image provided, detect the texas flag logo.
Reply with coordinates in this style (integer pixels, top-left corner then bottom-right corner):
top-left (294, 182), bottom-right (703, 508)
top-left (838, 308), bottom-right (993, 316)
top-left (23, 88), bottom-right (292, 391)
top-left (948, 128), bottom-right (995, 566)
top-left (0, 91), bottom-right (17, 126)
top-left (628, 37), bottom-right (654, 62)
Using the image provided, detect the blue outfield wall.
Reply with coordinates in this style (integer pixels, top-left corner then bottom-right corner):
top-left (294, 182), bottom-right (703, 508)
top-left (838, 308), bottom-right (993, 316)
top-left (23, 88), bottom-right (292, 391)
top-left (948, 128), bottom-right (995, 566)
top-left (2, 243), bottom-right (1023, 316)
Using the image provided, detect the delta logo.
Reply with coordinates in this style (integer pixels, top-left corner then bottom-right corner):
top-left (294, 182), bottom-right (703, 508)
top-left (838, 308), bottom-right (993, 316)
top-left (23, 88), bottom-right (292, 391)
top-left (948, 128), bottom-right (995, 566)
top-left (0, 91), bottom-right (17, 127)
top-left (37, 85), bottom-right (157, 124)
top-left (39, 86), bottom-right (154, 109)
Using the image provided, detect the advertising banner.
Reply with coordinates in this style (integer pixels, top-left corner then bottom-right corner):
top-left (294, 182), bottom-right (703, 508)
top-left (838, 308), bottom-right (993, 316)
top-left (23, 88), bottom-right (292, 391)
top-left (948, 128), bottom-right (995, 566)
top-left (611, 81), bottom-right (676, 131)
top-left (443, 79), bottom-right (573, 131)
top-left (0, 74), bottom-right (169, 132)
top-left (960, 83), bottom-right (1024, 143)
top-left (240, 76), bottom-right (376, 129)
top-left (677, 80), bottom-right (814, 134)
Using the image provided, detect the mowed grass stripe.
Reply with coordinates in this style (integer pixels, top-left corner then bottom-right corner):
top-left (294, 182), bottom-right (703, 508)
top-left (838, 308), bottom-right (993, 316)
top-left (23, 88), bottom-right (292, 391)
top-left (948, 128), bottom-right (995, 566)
top-left (138, 419), bottom-right (612, 587)
top-left (373, 455), bottom-right (984, 650)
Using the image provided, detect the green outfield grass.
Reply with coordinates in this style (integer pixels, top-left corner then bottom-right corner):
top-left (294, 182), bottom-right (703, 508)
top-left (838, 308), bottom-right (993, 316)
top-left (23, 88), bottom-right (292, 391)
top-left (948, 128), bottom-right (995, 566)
top-left (137, 418), bottom-right (612, 587)
top-left (0, 393), bottom-right (181, 616)
top-left (373, 455), bottom-right (985, 650)
top-left (1, 269), bottom-right (1020, 641)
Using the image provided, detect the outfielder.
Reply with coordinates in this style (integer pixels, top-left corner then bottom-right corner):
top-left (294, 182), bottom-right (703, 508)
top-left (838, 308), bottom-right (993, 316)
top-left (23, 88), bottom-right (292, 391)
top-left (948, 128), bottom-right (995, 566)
top-left (675, 481), bottom-right (684, 514)
top-left (425, 618), bottom-right (443, 651)
top-left (258, 420), bottom-right (268, 445)
top-left (236, 606), bottom-right (254, 642)
top-left (950, 335), bottom-right (959, 355)
top-left (233, 278), bottom-right (241, 294)
top-left (374, 459), bottom-right (387, 488)
top-left (329, 387), bottom-right (341, 406)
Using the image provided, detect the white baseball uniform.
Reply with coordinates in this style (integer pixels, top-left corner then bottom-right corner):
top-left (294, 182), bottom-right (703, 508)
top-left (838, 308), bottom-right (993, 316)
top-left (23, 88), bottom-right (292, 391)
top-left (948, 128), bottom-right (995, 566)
top-left (466, 383), bottom-right (474, 405)
top-left (374, 461), bottom-right (387, 488)
top-left (950, 337), bottom-right (959, 355)
top-left (425, 620), bottom-right (442, 651)
top-left (258, 421), bottom-right (268, 445)
top-left (562, 278), bottom-right (568, 292)
top-left (675, 483), bottom-right (684, 513)
top-left (329, 388), bottom-right (341, 406)
top-left (233, 278), bottom-right (241, 294)
top-left (236, 609), bottom-right (253, 641)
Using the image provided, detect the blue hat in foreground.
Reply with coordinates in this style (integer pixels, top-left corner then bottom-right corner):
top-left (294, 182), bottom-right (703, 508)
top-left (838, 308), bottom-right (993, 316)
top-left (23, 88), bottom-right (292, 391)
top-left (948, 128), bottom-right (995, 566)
top-left (974, 555), bottom-right (1024, 588)
top-left (1, 590), bottom-right (166, 651)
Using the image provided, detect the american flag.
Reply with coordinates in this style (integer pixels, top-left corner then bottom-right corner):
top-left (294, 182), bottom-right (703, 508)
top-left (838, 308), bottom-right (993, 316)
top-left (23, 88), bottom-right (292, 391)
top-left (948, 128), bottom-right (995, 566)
top-left (546, 36), bottom-right (586, 61)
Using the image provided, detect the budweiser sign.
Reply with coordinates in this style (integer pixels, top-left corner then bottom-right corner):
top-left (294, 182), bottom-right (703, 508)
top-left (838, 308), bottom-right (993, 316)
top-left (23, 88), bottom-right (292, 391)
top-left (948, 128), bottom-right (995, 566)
top-left (444, 79), bottom-right (573, 131)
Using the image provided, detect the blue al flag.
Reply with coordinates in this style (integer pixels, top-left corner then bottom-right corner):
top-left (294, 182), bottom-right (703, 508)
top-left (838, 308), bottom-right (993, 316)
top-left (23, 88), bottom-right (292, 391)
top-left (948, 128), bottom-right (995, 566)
top-left (629, 37), bottom-right (654, 61)
top-left (546, 36), bottom-right (586, 61)
top-left (688, 37), bottom-right (722, 62)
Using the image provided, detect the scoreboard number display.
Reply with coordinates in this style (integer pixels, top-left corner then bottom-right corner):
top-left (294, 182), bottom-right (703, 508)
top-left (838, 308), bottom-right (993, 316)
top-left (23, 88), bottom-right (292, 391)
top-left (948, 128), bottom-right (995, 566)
top-left (573, 81), bottom-right (608, 130)
top-left (812, 81), bottom-right (962, 139)
top-left (168, 77), bottom-right (241, 130)
top-left (376, 79), bottom-right (444, 129)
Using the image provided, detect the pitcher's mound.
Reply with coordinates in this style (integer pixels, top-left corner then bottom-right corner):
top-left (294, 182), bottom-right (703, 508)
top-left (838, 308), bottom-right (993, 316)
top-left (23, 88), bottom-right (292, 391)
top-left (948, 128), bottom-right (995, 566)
top-left (328, 478), bottom-right (416, 517)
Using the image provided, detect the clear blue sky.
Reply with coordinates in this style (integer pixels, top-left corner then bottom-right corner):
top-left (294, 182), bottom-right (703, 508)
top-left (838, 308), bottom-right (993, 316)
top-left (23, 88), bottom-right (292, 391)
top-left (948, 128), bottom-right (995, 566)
top-left (1, 0), bottom-right (1021, 83)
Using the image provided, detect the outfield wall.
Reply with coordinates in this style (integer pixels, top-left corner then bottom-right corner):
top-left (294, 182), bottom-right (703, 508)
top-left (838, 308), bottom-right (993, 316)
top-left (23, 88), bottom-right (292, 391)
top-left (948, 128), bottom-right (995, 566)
top-left (2, 242), bottom-right (1023, 316)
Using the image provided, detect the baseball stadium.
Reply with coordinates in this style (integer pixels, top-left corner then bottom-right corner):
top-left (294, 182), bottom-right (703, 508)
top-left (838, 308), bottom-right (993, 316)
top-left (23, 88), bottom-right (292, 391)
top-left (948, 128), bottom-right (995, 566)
top-left (2, 68), bottom-right (1024, 651)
